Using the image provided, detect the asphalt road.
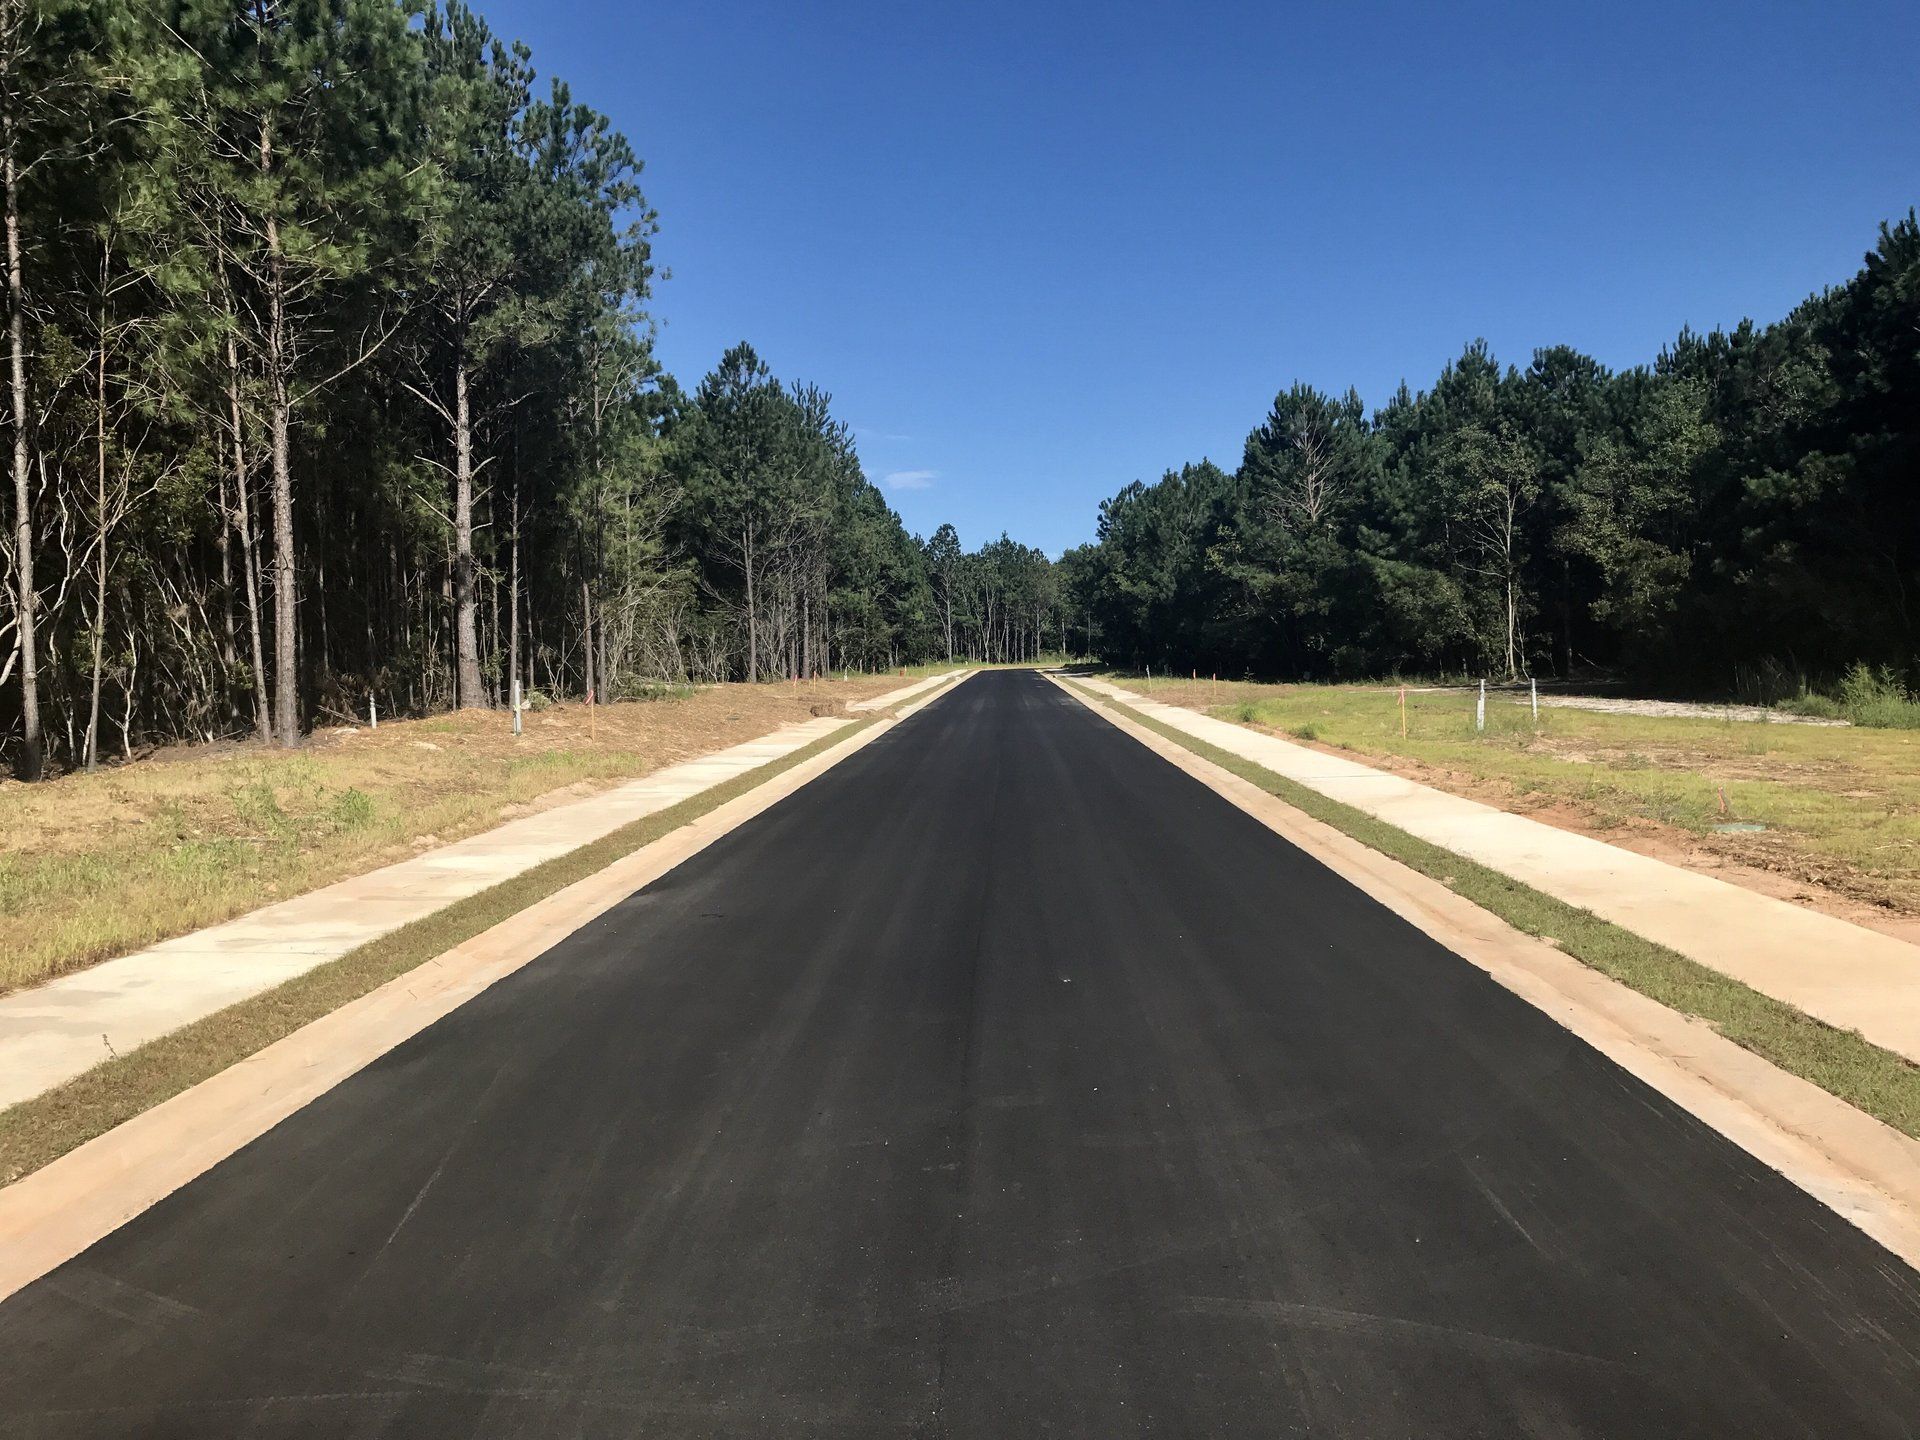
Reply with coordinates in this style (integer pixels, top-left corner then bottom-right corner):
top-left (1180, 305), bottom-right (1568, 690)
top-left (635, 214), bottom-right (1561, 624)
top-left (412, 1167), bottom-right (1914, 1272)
top-left (3, 669), bottom-right (1919, 1437)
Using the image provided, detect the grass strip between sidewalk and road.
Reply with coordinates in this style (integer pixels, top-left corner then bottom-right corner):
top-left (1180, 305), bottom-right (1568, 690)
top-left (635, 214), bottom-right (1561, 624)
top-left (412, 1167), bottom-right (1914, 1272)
top-left (0, 713), bottom-right (887, 1189)
top-left (1065, 680), bottom-right (1920, 1142)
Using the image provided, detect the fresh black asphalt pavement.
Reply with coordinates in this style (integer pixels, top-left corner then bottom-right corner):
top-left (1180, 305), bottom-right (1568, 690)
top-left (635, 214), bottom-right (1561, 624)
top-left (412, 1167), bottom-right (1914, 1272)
top-left (3, 669), bottom-right (1919, 1436)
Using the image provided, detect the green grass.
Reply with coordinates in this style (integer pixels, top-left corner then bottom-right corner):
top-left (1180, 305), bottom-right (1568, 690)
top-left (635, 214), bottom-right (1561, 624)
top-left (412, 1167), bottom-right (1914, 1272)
top-left (0, 714), bottom-right (884, 1189)
top-left (612, 678), bottom-right (698, 703)
top-left (1778, 663), bottom-right (1920, 729)
top-left (1066, 680), bottom-right (1920, 1141)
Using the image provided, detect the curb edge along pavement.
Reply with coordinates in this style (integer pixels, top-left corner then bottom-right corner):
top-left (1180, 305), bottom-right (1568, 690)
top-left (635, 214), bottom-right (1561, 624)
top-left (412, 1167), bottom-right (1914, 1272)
top-left (0, 670), bottom-right (973, 1304)
top-left (1045, 671), bottom-right (1920, 1274)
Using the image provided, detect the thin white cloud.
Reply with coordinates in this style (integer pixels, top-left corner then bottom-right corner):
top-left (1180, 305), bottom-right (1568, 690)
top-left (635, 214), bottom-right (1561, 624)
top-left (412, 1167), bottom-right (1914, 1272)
top-left (883, 469), bottom-right (938, 491)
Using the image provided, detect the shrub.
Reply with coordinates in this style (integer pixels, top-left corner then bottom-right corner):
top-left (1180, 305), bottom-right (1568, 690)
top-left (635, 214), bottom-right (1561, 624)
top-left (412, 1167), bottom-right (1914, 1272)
top-left (330, 787), bottom-right (376, 831)
top-left (1778, 663), bottom-right (1920, 728)
top-left (1835, 663), bottom-right (1920, 729)
top-left (229, 774), bottom-right (291, 840)
top-left (1778, 691), bottom-right (1844, 720)
top-left (613, 677), bottom-right (694, 703)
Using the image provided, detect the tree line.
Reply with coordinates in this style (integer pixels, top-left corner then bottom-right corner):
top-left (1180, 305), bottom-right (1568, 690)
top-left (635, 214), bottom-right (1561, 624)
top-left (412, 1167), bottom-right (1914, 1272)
top-left (0, 0), bottom-right (1066, 779)
top-left (1066, 215), bottom-right (1920, 698)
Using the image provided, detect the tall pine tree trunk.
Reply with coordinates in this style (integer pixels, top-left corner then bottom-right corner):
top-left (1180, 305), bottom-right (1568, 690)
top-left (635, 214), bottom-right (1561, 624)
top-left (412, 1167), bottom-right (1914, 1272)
top-left (261, 118), bottom-right (298, 746)
top-left (85, 312), bottom-right (107, 770)
top-left (743, 522), bottom-right (756, 682)
top-left (216, 467), bottom-right (236, 675)
top-left (4, 107), bottom-right (41, 779)
top-left (225, 325), bottom-right (271, 743)
top-left (507, 474), bottom-right (519, 709)
top-left (1505, 574), bottom-right (1519, 681)
top-left (267, 319), bottom-right (296, 745)
top-left (580, 581), bottom-right (595, 701)
top-left (452, 349), bottom-right (483, 707)
top-left (226, 345), bottom-right (272, 743)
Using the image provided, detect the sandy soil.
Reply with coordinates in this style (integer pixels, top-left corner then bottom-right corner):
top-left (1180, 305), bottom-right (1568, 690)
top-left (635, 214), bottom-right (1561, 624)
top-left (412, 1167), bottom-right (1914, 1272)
top-left (1528, 695), bottom-right (1846, 726)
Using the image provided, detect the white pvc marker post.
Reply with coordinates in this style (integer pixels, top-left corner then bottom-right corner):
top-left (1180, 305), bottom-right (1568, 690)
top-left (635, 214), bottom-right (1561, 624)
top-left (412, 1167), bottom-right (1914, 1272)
top-left (1476, 678), bottom-right (1486, 732)
top-left (512, 679), bottom-right (523, 737)
top-left (1530, 676), bottom-right (1538, 721)
top-left (369, 693), bottom-right (377, 731)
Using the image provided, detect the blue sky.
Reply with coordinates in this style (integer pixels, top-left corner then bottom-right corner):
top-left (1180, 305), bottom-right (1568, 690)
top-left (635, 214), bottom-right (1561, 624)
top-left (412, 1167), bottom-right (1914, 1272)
top-left (477, 0), bottom-right (1918, 555)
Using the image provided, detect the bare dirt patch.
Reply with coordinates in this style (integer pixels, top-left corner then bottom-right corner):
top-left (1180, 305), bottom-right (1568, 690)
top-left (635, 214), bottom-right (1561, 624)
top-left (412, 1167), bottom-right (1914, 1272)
top-left (1532, 694), bottom-right (1845, 725)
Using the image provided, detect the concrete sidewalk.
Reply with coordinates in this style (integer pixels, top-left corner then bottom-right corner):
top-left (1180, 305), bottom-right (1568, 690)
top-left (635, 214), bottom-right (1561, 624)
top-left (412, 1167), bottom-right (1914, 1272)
top-left (0, 671), bottom-right (962, 1110)
top-left (1077, 676), bottom-right (1920, 1066)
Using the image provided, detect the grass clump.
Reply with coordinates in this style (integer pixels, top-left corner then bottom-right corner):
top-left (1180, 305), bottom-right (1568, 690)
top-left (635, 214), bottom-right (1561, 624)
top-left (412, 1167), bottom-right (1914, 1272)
top-left (1778, 663), bottom-right (1920, 728)
top-left (1068, 680), bottom-right (1920, 1140)
top-left (330, 787), bottom-right (377, 830)
top-left (613, 677), bottom-right (697, 703)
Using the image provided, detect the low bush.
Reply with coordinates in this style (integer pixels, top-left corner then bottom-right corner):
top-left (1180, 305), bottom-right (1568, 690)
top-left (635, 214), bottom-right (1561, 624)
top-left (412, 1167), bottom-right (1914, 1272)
top-left (1835, 663), bottom-right (1920, 728)
top-left (1779, 663), bottom-right (1920, 729)
top-left (613, 677), bottom-right (695, 703)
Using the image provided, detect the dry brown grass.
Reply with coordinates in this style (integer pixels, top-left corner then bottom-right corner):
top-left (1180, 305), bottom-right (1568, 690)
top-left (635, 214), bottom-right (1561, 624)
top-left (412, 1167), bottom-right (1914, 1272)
top-left (0, 679), bottom-right (901, 994)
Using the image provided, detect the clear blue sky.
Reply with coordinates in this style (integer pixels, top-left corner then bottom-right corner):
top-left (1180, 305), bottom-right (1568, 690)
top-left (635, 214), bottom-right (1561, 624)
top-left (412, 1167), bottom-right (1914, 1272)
top-left (478, 0), bottom-right (1917, 556)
